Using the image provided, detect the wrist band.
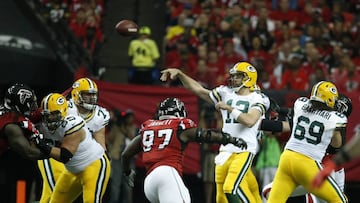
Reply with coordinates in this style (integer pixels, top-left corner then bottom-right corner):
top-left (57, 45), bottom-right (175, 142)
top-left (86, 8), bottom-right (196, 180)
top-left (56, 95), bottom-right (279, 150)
top-left (230, 109), bottom-right (242, 120)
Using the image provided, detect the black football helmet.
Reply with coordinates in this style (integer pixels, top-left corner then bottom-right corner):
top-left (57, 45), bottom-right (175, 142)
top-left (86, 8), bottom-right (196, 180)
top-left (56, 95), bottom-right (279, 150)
top-left (4, 83), bottom-right (37, 116)
top-left (335, 94), bottom-right (352, 117)
top-left (157, 97), bottom-right (187, 119)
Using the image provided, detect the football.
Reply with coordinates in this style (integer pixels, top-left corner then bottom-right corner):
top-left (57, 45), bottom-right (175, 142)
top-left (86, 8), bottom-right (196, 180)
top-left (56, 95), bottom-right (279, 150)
top-left (115, 20), bottom-right (138, 36)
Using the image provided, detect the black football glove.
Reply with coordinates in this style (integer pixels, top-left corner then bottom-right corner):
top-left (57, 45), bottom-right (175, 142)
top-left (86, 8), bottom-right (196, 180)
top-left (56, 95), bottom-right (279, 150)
top-left (222, 132), bottom-right (247, 150)
top-left (32, 135), bottom-right (52, 156)
top-left (230, 137), bottom-right (247, 150)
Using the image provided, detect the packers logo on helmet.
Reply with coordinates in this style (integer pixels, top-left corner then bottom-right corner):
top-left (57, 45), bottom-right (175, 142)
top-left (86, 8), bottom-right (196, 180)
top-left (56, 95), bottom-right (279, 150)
top-left (310, 81), bottom-right (338, 108)
top-left (71, 78), bottom-right (98, 110)
top-left (228, 62), bottom-right (257, 92)
top-left (41, 93), bottom-right (68, 131)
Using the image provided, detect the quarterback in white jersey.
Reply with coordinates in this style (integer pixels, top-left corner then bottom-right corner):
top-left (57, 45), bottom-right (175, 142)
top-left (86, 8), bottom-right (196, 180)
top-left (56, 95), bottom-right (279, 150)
top-left (161, 62), bottom-right (269, 203)
top-left (35, 93), bottom-right (110, 203)
top-left (210, 85), bottom-right (269, 154)
top-left (267, 81), bottom-right (348, 203)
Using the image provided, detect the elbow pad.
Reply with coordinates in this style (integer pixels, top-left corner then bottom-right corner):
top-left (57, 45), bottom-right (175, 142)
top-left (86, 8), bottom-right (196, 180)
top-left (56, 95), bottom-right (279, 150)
top-left (60, 147), bottom-right (73, 163)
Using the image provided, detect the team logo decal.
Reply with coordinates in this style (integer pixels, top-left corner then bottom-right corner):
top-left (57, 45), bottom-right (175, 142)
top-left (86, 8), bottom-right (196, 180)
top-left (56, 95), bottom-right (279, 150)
top-left (72, 81), bottom-right (80, 88)
top-left (247, 65), bottom-right (256, 72)
top-left (17, 89), bottom-right (33, 104)
top-left (57, 96), bottom-right (65, 105)
top-left (330, 87), bottom-right (337, 94)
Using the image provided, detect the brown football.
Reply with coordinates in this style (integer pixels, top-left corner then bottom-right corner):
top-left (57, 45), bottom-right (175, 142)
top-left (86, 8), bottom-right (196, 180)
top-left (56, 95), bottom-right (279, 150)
top-left (115, 20), bottom-right (138, 36)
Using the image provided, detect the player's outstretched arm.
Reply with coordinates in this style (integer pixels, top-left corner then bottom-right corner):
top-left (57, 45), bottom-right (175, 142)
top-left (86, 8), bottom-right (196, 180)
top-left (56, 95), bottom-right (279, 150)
top-left (180, 128), bottom-right (247, 149)
top-left (5, 123), bottom-right (44, 160)
top-left (160, 68), bottom-right (212, 103)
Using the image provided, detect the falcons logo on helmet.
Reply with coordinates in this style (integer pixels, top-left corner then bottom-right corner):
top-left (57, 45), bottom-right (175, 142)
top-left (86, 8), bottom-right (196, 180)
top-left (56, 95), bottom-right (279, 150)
top-left (17, 89), bottom-right (33, 105)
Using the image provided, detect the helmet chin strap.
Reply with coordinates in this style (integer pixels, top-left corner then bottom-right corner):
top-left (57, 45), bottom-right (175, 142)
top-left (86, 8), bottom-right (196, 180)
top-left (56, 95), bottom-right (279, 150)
top-left (232, 77), bottom-right (250, 92)
top-left (80, 103), bottom-right (96, 111)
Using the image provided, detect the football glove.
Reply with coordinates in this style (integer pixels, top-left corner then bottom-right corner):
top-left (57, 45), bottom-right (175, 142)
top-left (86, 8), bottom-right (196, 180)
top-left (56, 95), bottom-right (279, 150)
top-left (34, 137), bottom-right (52, 156)
top-left (123, 169), bottom-right (136, 188)
top-left (19, 118), bottom-right (39, 135)
top-left (222, 132), bottom-right (247, 150)
top-left (311, 159), bottom-right (337, 188)
top-left (30, 132), bottom-right (44, 145)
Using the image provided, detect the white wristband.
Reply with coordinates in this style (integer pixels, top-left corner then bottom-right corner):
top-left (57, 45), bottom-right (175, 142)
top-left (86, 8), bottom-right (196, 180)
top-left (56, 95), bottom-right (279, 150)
top-left (230, 109), bottom-right (242, 120)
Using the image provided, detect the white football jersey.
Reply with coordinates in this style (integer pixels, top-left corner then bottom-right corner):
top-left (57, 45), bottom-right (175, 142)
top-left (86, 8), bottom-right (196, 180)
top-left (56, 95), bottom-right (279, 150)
top-left (67, 99), bottom-right (110, 134)
top-left (285, 97), bottom-right (347, 162)
top-left (38, 115), bottom-right (104, 173)
top-left (209, 86), bottom-right (270, 154)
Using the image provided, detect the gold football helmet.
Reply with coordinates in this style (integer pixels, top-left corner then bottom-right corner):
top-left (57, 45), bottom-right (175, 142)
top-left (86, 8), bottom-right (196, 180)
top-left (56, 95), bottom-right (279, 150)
top-left (41, 93), bottom-right (68, 131)
top-left (228, 62), bottom-right (257, 92)
top-left (71, 78), bottom-right (98, 110)
top-left (310, 81), bottom-right (338, 108)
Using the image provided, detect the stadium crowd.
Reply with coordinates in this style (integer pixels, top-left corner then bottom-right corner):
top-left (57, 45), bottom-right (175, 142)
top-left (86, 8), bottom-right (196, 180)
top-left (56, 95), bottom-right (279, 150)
top-left (163, 0), bottom-right (360, 94)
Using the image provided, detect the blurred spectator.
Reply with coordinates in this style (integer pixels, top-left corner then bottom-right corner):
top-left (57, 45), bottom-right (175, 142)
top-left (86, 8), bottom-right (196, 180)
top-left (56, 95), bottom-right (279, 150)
top-left (165, 14), bottom-right (197, 43)
top-left (280, 51), bottom-right (309, 91)
top-left (269, 0), bottom-right (299, 29)
top-left (207, 50), bottom-right (225, 83)
top-left (192, 59), bottom-right (215, 88)
top-left (297, 1), bottom-right (317, 29)
top-left (165, 40), bottom-right (197, 76)
top-left (69, 8), bottom-right (87, 39)
top-left (329, 20), bottom-right (352, 46)
top-left (247, 36), bottom-right (273, 75)
top-left (220, 5), bottom-right (246, 39)
top-left (273, 21), bottom-right (298, 46)
top-left (166, 18), bottom-right (199, 54)
top-left (128, 26), bottom-right (160, 85)
top-left (196, 44), bottom-right (208, 61)
top-left (44, 0), bottom-right (70, 23)
top-left (324, 43), bottom-right (344, 73)
top-left (82, 14), bottom-right (104, 55)
top-left (251, 18), bottom-right (275, 52)
top-left (107, 109), bottom-right (137, 203)
top-left (272, 0), bottom-right (298, 10)
top-left (194, 12), bottom-right (210, 38)
top-left (201, 26), bottom-right (223, 53)
top-left (219, 39), bottom-right (245, 72)
top-left (43, 0), bottom-right (70, 41)
top-left (250, 6), bottom-right (275, 34)
top-left (302, 43), bottom-right (329, 78)
top-left (272, 40), bottom-right (292, 88)
top-left (258, 71), bottom-right (277, 90)
top-left (332, 55), bottom-right (360, 93)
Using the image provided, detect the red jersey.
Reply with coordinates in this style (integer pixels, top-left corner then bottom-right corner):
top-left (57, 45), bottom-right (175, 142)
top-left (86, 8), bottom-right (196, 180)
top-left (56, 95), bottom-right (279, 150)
top-left (0, 110), bottom-right (28, 156)
top-left (140, 117), bottom-right (197, 176)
